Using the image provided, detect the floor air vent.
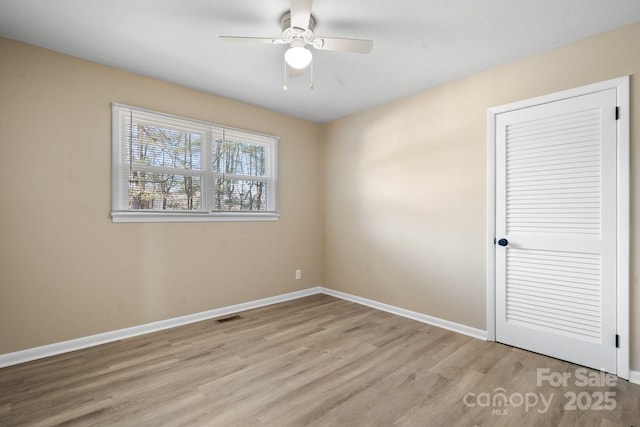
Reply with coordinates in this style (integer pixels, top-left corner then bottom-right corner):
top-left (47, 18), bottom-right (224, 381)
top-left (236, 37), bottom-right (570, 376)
top-left (216, 315), bottom-right (242, 323)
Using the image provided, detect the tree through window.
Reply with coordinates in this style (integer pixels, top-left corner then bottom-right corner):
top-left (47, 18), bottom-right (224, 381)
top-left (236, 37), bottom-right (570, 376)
top-left (112, 104), bottom-right (278, 222)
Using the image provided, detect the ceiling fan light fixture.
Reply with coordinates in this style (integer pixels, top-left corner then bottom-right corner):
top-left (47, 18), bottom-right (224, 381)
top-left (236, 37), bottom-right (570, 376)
top-left (285, 46), bottom-right (312, 69)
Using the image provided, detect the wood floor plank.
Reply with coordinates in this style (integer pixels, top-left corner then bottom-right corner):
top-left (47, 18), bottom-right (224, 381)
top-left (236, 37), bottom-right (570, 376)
top-left (0, 294), bottom-right (638, 426)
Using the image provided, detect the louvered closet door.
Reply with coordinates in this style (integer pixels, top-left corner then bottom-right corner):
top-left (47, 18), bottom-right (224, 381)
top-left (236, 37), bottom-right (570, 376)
top-left (495, 88), bottom-right (617, 373)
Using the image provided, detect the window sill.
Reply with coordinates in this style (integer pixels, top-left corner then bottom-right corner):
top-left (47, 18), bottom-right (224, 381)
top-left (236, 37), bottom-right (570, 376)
top-left (111, 211), bottom-right (280, 223)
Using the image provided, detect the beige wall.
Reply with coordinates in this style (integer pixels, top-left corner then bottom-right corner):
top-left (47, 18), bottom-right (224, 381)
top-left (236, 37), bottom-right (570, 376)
top-left (0, 38), bottom-right (323, 353)
top-left (322, 22), bottom-right (640, 371)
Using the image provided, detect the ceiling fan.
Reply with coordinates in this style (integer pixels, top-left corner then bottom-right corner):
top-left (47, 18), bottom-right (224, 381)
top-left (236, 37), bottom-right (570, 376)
top-left (219, 0), bottom-right (373, 89)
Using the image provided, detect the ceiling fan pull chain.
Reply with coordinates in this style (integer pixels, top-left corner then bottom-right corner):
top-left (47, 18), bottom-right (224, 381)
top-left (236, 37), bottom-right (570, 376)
top-left (309, 59), bottom-right (314, 90)
top-left (283, 59), bottom-right (288, 91)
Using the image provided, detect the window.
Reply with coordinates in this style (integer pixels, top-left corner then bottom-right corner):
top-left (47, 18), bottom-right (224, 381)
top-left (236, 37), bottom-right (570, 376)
top-left (111, 103), bottom-right (278, 222)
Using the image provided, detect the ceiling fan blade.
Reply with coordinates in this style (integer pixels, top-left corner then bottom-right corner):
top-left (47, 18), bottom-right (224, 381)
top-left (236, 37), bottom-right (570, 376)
top-left (314, 37), bottom-right (373, 54)
top-left (290, 0), bottom-right (313, 29)
top-left (219, 36), bottom-right (281, 45)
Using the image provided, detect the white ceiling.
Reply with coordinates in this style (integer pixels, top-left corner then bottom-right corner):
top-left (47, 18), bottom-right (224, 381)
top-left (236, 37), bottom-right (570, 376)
top-left (1, 1), bottom-right (639, 123)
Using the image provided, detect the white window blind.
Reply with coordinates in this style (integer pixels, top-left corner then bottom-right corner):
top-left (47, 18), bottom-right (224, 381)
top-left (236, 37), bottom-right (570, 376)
top-left (111, 103), bottom-right (279, 222)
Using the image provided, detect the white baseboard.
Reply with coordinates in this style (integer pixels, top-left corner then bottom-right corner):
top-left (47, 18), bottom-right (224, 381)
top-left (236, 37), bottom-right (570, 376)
top-left (0, 286), bottom-right (493, 369)
top-left (0, 287), bottom-right (322, 369)
top-left (321, 287), bottom-right (488, 341)
top-left (3, 286), bottom-right (634, 381)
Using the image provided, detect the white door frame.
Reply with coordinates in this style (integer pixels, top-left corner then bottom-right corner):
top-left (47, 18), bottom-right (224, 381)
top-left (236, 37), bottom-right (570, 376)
top-left (486, 76), bottom-right (630, 379)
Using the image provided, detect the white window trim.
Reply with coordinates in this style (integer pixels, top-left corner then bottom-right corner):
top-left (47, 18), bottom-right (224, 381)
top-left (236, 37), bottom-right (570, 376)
top-left (111, 103), bottom-right (279, 223)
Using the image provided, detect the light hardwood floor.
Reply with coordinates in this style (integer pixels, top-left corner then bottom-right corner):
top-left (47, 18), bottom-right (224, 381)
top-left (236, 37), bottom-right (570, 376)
top-left (1, 294), bottom-right (638, 426)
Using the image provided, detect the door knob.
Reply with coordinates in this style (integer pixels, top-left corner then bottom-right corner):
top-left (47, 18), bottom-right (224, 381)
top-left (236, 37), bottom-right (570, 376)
top-left (497, 238), bottom-right (508, 247)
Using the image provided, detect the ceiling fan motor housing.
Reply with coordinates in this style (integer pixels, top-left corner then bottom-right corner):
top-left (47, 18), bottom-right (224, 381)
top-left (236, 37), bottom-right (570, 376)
top-left (281, 12), bottom-right (316, 44)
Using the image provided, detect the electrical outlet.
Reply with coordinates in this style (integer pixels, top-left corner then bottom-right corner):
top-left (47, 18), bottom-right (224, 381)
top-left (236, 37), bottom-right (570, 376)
top-left (295, 269), bottom-right (301, 280)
